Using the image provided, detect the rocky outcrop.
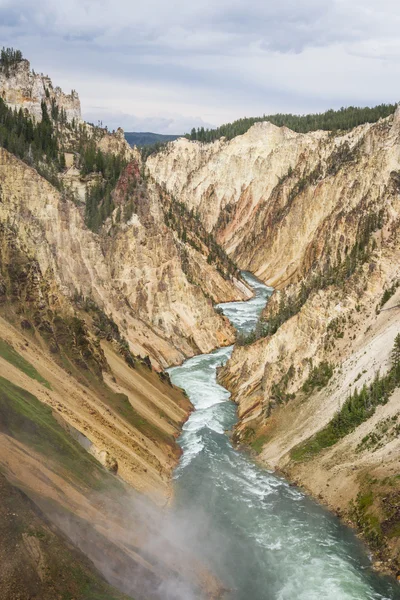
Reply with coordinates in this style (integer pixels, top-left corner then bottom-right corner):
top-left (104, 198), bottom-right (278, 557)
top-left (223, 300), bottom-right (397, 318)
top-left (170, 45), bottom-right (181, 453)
top-left (0, 59), bottom-right (81, 123)
top-left (97, 126), bottom-right (136, 161)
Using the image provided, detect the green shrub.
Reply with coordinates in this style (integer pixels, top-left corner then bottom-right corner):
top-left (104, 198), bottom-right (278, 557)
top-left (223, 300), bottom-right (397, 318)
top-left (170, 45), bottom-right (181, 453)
top-left (302, 362), bottom-right (334, 395)
top-left (0, 339), bottom-right (51, 389)
top-left (380, 279), bottom-right (400, 307)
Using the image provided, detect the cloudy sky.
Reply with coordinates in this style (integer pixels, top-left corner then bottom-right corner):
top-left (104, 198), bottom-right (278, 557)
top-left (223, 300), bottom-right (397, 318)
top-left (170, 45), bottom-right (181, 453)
top-left (1, 0), bottom-right (399, 133)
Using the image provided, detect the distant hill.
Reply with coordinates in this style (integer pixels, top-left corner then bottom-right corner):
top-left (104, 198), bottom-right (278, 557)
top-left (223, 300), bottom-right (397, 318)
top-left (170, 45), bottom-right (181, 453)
top-left (124, 132), bottom-right (180, 147)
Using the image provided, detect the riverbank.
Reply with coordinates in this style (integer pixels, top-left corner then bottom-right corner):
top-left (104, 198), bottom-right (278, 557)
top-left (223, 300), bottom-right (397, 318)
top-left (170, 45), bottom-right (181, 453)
top-left (276, 462), bottom-right (400, 581)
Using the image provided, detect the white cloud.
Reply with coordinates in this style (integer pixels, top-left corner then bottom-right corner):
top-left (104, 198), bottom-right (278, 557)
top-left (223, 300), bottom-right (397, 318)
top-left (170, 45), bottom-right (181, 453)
top-left (1, 0), bottom-right (399, 132)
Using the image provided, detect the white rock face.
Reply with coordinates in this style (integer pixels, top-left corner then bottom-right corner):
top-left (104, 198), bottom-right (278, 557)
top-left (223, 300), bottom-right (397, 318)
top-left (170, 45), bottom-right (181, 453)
top-left (0, 59), bottom-right (81, 123)
top-left (148, 115), bottom-right (400, 289)
top-left (147, 122), bottom-right (328, 258)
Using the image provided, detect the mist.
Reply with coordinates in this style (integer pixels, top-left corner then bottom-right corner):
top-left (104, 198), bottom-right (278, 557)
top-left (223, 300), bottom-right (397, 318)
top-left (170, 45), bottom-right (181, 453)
top-left (35, 478), bottom-right (230, 600)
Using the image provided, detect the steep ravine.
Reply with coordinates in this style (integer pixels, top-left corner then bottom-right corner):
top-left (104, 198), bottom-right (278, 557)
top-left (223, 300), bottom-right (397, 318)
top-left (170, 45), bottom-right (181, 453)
top-left (168, 273), bottom-right (400, 600)
top-left (1, 50), bottom-right (399, 598)
top-left (149, 107), bottom-right (400, 580)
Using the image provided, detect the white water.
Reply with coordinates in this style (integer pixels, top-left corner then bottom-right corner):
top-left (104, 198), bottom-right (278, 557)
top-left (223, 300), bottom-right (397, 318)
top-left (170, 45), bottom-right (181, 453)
top-left (167, 272), bottom-right (399, 600)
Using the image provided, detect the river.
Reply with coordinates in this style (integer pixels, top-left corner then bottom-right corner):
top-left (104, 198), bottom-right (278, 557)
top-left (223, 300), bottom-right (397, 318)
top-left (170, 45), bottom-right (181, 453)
top-left (167, 272), bottom-right (400, 600)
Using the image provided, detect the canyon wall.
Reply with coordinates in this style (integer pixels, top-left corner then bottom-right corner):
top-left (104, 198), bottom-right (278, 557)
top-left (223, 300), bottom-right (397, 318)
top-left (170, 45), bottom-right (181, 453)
top-left (147, 122), bottom-right (326, 262)
top-left (0, 148), bottom-right (240, 369)
top-left (1, 48), bottom-right (399, 588)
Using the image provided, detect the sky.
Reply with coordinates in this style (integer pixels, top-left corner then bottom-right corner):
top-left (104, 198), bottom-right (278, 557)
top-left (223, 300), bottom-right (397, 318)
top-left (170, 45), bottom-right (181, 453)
top-left (1, 0), bottom-right (399, 134)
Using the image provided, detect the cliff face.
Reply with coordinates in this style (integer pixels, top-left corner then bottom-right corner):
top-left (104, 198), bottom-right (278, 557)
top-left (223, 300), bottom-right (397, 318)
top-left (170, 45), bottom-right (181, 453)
top-left (147, 122), bottom-right (325, 259)
top-left (218, 117), bottom-right (400, 572)
top-left (148, 113), bottom-right (398, 288)
top-left (0, 148), bottom-right (239, 369)
top-left (0, 58), bottom-right (81, 123)
top-left (218, 110), bottom-right (400, 414)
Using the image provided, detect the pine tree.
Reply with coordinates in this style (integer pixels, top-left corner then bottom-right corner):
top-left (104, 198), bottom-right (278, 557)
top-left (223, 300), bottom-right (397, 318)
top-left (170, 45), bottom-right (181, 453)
top-left (391, 333), bottom-right (400, 370)
top-left (59, 152), bottom-right (66, 170)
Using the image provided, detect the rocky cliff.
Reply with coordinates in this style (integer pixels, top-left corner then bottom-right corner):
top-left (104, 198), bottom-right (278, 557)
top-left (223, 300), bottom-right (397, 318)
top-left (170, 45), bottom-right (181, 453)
top-left (0, 58), bottom-right (81, 123)
top-left (147, 122), bottom-right (325, 261)
top-left (0, 148), bottom-right (242, 368)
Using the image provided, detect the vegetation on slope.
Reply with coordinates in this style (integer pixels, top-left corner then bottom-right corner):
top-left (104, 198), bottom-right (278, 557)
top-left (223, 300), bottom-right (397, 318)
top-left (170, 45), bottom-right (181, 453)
top-left (76, 294), bottom-right (138, 369)
top-left (162, 193), bottom-right (239, 281)
top-left (0, 47), bottom-right (128, 230)
top-left (140, 141), bottom-right (171, 160)
top-left (186, 104), bottom-right (397, 143)
top-left (301, 361), bottom-right (334, 396)
top-left (0, 97), bottom-right (64, 185)
top-left (265, 209), bottom-right (383, 335)
top-left (83, 156), bottom-right (127, 232)
top-left (0, 376), bottom-right (110, 489)
top-left (348, 474), bottom-right (400, 558)
top-left (380, 280), bottom-right (400, 308)
top-left (0, 224), bottom-right (107, 379)
top-left (291, 335), bottom-right (400, 461)
top-left (0, 90), bottom-right (127, 215)
top-left (0, 338), bottom-right (51, 388)
top-left (0, 46), bottom-right (23, 74)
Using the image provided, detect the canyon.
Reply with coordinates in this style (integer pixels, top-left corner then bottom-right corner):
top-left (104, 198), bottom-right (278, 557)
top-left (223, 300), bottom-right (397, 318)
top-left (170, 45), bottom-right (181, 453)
top-left (150, 109), bottom-right (400, 578)
top-left (0, 49), bottom-right (399, 599)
